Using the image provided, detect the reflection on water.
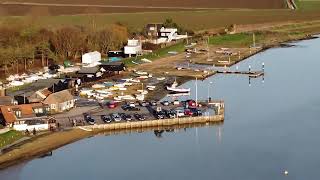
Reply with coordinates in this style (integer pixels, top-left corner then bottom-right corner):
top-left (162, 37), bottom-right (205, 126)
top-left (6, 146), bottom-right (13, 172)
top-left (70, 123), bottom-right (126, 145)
top-left (1, 37), bottom-right (320, 180)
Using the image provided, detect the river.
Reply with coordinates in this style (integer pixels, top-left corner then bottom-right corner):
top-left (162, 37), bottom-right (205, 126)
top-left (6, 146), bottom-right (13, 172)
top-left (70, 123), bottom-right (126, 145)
top-left (1, 37), bottom-right (320, 180)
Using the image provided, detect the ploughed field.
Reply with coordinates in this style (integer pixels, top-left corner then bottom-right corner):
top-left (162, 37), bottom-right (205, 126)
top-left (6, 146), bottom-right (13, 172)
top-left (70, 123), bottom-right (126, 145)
top-left (0, 0), bottom-right (286, 16)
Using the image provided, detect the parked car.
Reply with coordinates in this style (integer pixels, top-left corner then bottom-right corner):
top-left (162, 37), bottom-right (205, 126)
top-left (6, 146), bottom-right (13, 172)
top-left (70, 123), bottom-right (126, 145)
top-left (165, 109), bottom-right (176, 118)
top-left (119, 113), bottom-right (132, 121)
top-left (162, 101), bottom-right (170, 106)
top-left (101, 115), bottom-right (112, 123)
top-left (174, 108), bottom-right (185, 117)
top-left (184, 109), bottom-right (194, 116)
top-left (155, 110), bottom-right (166, 119)
top-left (83, 113), bottom-right (95, 125)
top-left (149, 100), bottom-right (157, 106)
top-left (190, 108), bottom-right (202, 116)
top-left (122, 104), bottom-right (140, 111)
top-left (107, 101), bottom-right (117, 109)
top-left (110, 113), bottom-right (122, 122)
top-left (173, 100), bottom-right (180, 105)
top-left (134, 113), bottom-right (145, 121)
top-left (139, 101), bottom-right (148, 107)
top-left (185, 99), bottom-right (196, 108)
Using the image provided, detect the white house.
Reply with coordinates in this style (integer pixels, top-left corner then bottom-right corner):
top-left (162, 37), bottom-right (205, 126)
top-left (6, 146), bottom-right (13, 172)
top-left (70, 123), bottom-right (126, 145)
top-left (124, 39), bottom-right (142, 57)
top-left (82, 51), bottom-right (101, 65)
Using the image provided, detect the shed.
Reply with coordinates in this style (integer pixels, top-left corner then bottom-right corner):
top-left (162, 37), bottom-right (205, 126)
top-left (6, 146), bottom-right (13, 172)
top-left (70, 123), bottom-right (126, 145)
top-left (82, 51), bottom-right (101, 64)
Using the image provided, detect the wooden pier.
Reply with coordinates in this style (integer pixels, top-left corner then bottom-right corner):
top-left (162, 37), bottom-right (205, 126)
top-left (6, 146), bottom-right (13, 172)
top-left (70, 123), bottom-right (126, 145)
top-left (216, 70), bottom-right (264, 78)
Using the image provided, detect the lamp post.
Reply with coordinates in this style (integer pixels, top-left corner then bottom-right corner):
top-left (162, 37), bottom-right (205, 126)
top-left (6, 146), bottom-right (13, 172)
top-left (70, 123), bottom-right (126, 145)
top-left (207, 81), bottom-right (213, 102)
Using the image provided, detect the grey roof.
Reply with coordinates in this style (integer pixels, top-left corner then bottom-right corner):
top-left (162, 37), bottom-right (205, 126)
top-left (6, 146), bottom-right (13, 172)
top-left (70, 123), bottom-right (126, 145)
top-left (8, 79), bottom-right (63, 97)
top-left (77, 67), bottom-right (100, 74)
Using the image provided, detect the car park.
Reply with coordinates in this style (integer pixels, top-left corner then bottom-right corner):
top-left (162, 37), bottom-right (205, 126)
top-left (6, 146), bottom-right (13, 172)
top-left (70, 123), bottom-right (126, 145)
top-left (101, 115), bottom-right (112, 123)
top-left (110, 113), bottom-right (122, 122)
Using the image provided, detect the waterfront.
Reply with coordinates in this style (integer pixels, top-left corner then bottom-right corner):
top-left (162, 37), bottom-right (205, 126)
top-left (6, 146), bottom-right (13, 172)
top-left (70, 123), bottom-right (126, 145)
top-left (1, 37), bottom-right (320, 179)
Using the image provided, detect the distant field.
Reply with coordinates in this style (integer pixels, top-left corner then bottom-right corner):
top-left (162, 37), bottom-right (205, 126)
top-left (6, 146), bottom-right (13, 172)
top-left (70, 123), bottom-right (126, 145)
top-left (1, 10), bottom-right (320, 32)
top-left (297, 0), bottom-right (320, 10)
top-left (0, 0), bottom-right (286, 16)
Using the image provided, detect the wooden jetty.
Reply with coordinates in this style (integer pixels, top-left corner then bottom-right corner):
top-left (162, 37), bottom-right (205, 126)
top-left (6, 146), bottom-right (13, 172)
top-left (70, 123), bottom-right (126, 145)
top-left (216, 70), bottom-right (264, 78)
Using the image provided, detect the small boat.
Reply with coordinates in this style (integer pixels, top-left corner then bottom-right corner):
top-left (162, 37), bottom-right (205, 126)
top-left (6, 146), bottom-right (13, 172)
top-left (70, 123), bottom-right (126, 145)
top-left (92, 84), bottom-right (105, 89)
top-left (157, 77), bottom-right (166, 81)
top-left (137, 76), bottom-right (149, 79)
top-left (141, 58), bottom-right (152, 63)
top-left (166, 86), bottom-right (190, 93)
top-left (130, 79), bottom-right (141, 83)
top-left (166, 78), bottom-right (190, 93)
top-left (137, 90), bottom-right (148, 95)
top-left (135, 71), bottom-right (148, 75)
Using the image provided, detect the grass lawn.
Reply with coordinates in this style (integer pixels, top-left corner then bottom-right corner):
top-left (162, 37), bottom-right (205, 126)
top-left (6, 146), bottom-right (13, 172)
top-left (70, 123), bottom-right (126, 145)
top-left (209, 32), bottom-right (265, 47)
top-left (123, 42), bottom-right (185, 66)
top-left (0, 130), bottom-right (24, 149)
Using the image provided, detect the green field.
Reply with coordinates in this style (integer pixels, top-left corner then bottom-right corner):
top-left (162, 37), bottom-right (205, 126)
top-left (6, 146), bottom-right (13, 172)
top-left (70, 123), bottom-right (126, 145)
top-left (0, 130), bottom-right (24, 149)
top-left (208, 33), bottom-right (265, 47)
top-left (297, 0), bottom-right (320, 10)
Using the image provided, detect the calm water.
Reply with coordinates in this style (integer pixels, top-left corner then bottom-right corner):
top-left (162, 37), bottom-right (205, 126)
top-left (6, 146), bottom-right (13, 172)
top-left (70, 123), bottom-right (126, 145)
top-left (1, 37), bottom-right (320, 180)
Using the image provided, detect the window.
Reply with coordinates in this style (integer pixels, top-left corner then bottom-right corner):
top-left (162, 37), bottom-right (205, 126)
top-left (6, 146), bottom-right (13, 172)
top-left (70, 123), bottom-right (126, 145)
top-left (14, 110), bottom-right (22, 118)
top-left (51, 104), bottom-right (56, 109)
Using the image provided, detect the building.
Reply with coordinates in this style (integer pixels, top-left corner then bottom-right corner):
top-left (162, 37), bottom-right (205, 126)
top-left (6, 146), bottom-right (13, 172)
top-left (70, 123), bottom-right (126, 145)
top-left (100, 61), bottom-right (126, 74)
top-left (146, 23), bottom-right (163, 37)
top-left (28, 88), bottom-right (52, 103)
top-left (82, 51), bottom-right (101, 65)
top-left (0, 103), bottom-right (55, 131)
top-left (43, 90), bottom-right (75, 113)
top-left (145, 24), bottom-right (188, 44)
top-left (124, 39), bottom-right (142, 57)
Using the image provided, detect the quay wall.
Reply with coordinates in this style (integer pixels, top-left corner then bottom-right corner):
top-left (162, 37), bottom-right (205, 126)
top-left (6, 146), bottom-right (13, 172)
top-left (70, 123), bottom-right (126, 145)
top-left (81, 114), bottom-right (224, 131)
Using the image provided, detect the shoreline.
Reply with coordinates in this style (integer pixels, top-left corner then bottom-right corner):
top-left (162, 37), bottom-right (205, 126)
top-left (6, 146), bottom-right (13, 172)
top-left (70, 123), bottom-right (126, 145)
top-left (0, 28), bottom-right (319, 171)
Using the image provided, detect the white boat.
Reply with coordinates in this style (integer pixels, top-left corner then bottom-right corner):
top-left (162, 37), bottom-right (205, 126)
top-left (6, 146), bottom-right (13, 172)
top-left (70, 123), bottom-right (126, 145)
top-left (146, 85), bottom-right (156, 89)
top-left (135, 94), bottom-right (145, 101)
top-left (130, 79), bottom-right (141, 83)
top-left (135, 71), bottom-right (148, 75)
top-left (137, 76), bottom-right (149, 79)
top-left (166, 86), bottom-right (190, 93)
top-left (157, 77), bottom-right (166, 81)
top-left (166, 79), bottom-right (190, 93)
top-left (141, 58), bottom-right (152, 63)
top-left (137, 90), bottom-right (148, 95)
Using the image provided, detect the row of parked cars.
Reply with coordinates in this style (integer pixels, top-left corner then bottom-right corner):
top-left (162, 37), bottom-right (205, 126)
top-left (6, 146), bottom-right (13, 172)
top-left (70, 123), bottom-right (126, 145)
top-left (84, 112), bottom-right (147, 125)
top-left (101, 113), bottom-right (146, 123)
top-left (154, 107), bottom-right (203, 119)
top-left (106, 99), bottom-right (181, 109)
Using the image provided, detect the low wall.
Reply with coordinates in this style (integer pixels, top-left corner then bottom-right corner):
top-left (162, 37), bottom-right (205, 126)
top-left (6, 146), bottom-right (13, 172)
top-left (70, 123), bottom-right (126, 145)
top-left (81, 115), bottom-right (224, 131)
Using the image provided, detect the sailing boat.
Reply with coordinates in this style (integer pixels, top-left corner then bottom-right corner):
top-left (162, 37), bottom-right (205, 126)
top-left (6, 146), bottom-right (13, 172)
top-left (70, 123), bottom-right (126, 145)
top-left (166, 77), bottom-right (190, 93)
